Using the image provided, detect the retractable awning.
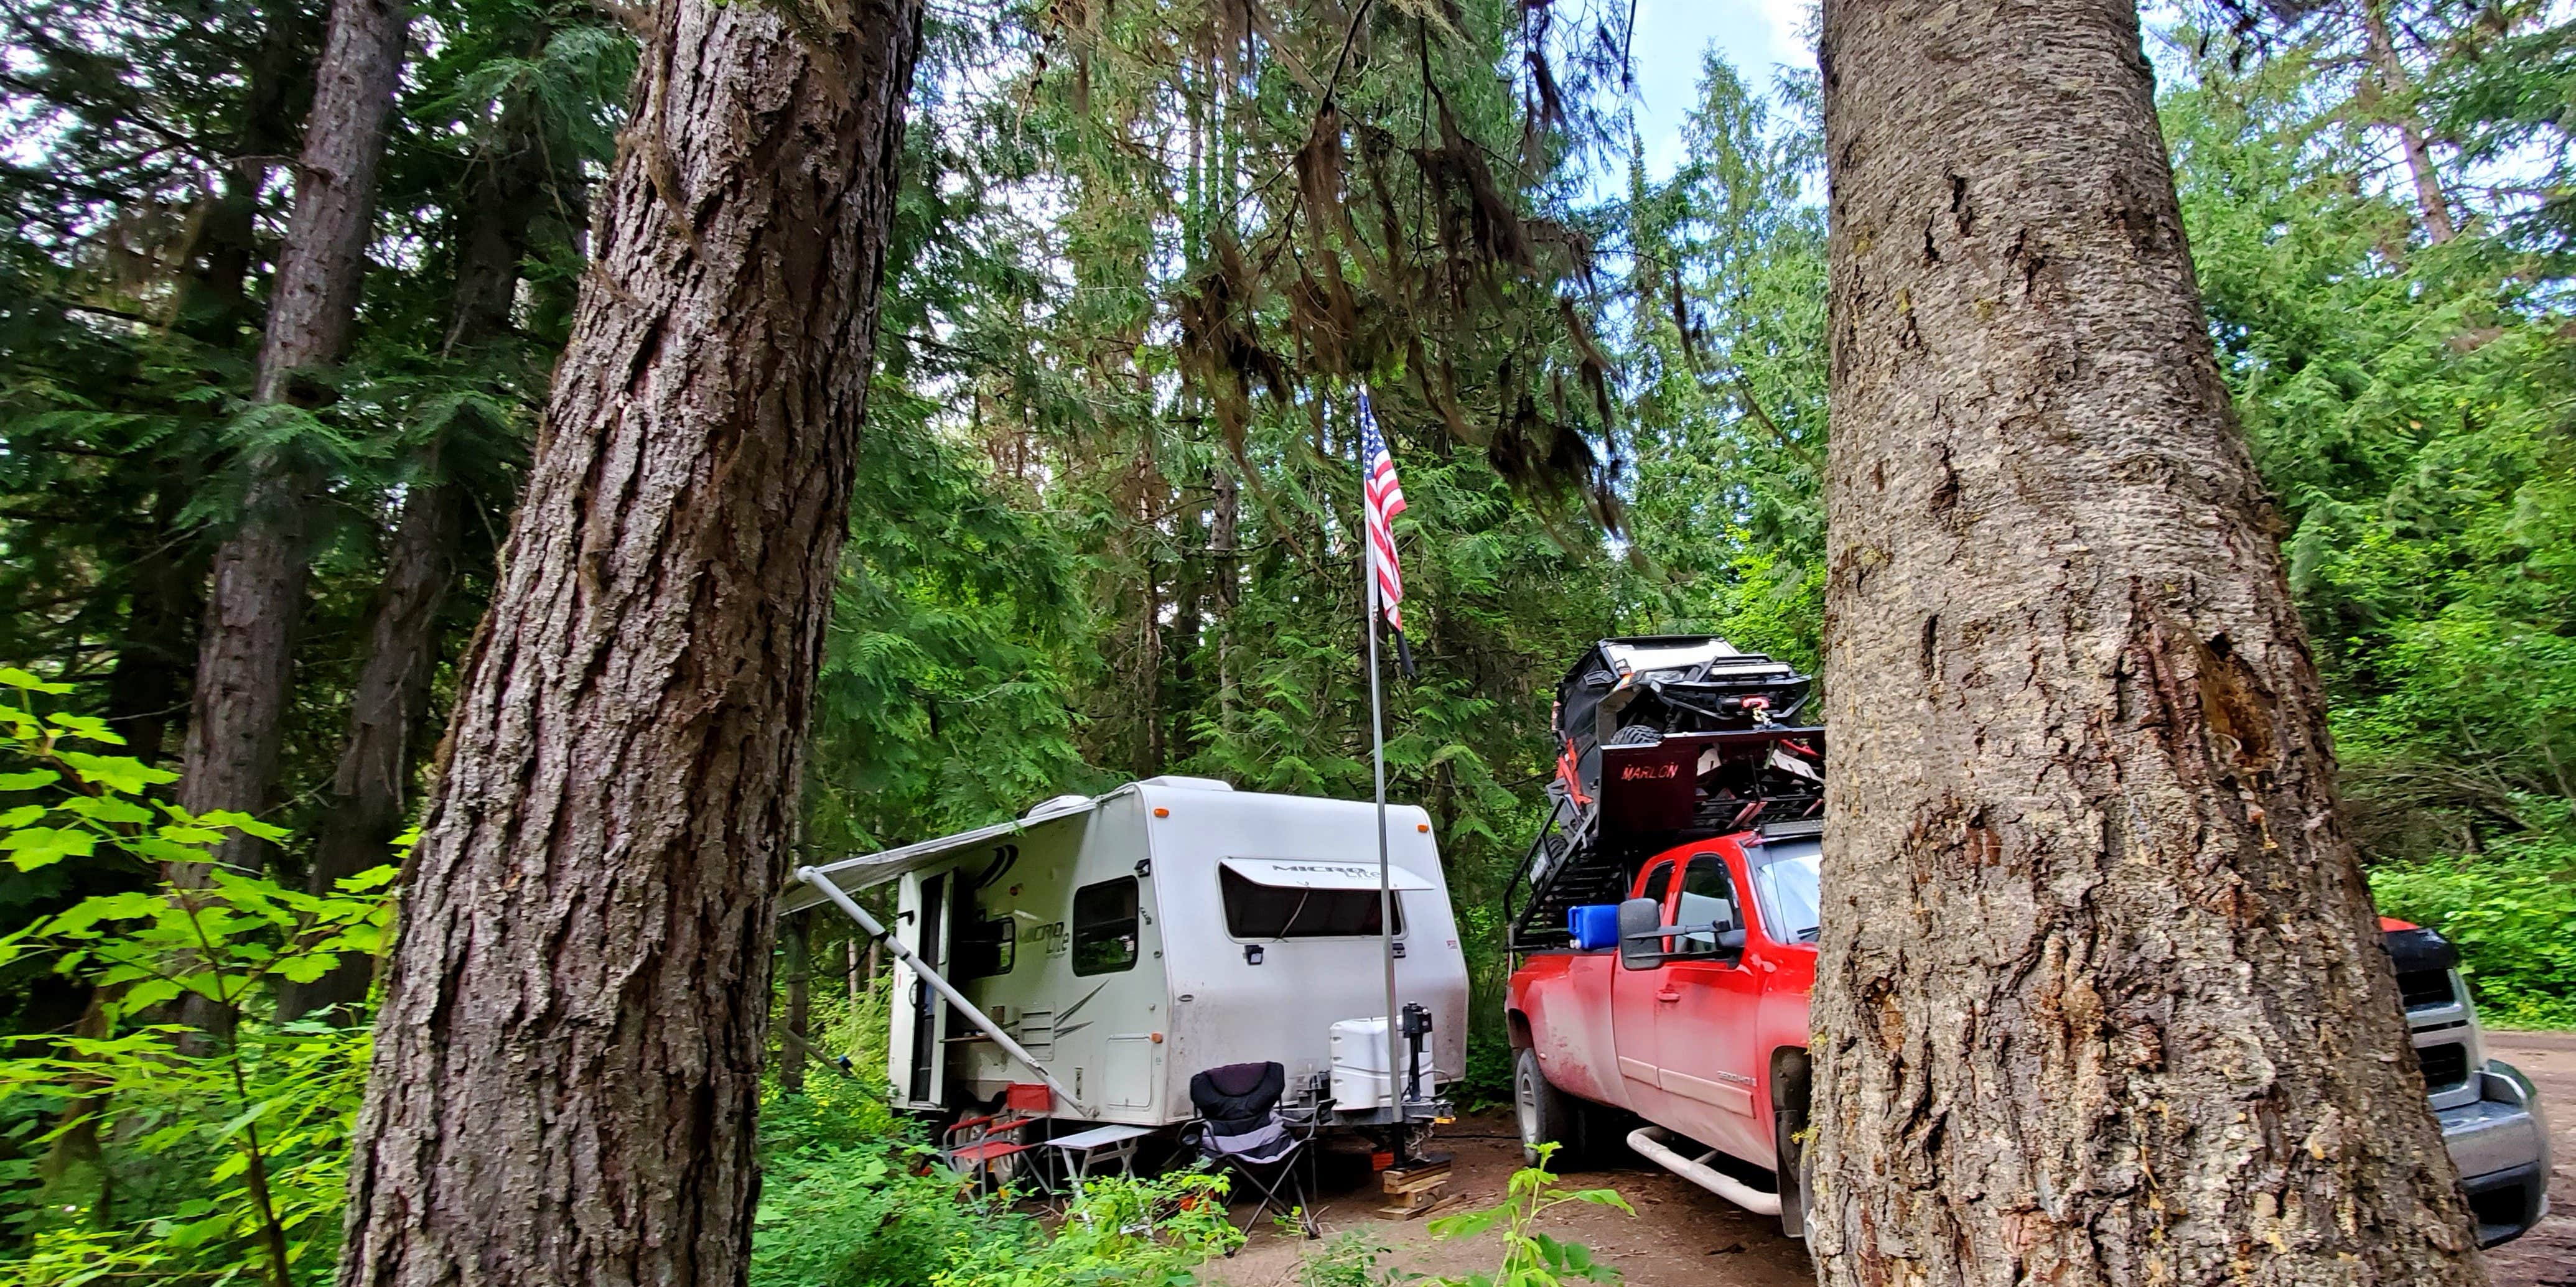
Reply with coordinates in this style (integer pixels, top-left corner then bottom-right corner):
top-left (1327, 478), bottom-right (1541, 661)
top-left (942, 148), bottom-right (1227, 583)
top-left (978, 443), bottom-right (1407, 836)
top-left (775, 793), bottom-right (1106, 915)
top-left (1221, 856), bottom-right (1437, 891)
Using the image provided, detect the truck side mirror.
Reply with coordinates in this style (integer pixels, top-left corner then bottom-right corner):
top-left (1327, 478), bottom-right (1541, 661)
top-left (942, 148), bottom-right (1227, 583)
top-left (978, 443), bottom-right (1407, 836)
top-left (1617, 897), bottom-right (1664, 970)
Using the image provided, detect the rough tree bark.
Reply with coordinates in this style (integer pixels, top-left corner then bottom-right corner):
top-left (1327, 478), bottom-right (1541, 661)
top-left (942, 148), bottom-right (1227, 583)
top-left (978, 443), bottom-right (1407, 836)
top-left (1807, 2), bottom-right (2485, 1285)
top-left (334, 0), bottom-right (926, 1282)
top-left (179, 0), bottom-right (408, 876)
top-left (282, 100), bottom-right (558, 1021)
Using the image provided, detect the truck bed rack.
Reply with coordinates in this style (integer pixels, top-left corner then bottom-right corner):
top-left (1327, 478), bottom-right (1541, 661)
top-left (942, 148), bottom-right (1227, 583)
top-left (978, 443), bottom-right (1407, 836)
top-left (1507, 637), bottom-right (1823, 953)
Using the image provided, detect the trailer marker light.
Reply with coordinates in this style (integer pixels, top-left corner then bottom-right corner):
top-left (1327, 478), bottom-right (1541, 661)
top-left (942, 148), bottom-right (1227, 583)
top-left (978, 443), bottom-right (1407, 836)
top-left (1153, 807), bottom-right (1170, 817)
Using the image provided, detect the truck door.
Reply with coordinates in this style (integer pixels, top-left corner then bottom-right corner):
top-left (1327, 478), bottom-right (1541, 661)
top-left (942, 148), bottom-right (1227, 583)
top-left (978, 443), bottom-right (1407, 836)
top-left (1610, 857), bottom-right (1679, 1117)
top-left (1646, 850), bottom-right (1769, 1163)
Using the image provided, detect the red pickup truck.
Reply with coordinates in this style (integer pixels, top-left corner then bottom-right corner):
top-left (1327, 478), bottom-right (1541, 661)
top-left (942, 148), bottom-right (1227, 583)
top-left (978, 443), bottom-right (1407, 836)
top-left (1505, 822), bottom-right (1824, 1232)
top-left (1504, 636), bottom-right (2548, 1247)
top-left (1503, 820), bottom-right (2554, 1247)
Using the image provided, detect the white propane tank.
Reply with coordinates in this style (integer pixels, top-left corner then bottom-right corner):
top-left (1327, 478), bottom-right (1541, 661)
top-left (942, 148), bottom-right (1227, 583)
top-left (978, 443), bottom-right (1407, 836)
top-left (1329, 1017), bottom-right (1434, 1108)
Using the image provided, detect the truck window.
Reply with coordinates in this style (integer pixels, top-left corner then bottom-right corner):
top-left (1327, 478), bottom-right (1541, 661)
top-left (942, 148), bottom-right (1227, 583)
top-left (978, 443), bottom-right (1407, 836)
top-left (1674, 853), bottom-right (1737, 951)
top-left (1633, 860), bottom-right (1675, 951)
top-left (956, 914), bottom-right (1015, 979)
top-left (1220, 866), bottom-right (1403, 939)
top-left (1638, 859), bottom-right (1673, 907)
top-left (1071, 877), bottom-right (1140, 975)
top-left (1752, 840), bottom-right (1824, 943)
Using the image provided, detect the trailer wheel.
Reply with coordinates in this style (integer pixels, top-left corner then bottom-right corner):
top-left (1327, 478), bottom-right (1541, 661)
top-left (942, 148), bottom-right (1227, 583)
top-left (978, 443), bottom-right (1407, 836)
top-left (1514, 1046), bottom-right (1582, 1168)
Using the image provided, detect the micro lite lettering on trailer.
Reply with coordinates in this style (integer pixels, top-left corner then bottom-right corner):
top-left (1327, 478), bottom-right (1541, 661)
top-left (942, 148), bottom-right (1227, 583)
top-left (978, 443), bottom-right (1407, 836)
top-left (1267, 862), bottom-right (1376, 880)
top-left (1024, 918), bottom-right (1069, 958)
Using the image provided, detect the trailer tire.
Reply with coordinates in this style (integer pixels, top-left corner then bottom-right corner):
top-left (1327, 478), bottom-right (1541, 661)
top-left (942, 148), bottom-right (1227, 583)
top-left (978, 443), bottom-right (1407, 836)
top-left (1514, 1046), bottom-right (1583, 1168)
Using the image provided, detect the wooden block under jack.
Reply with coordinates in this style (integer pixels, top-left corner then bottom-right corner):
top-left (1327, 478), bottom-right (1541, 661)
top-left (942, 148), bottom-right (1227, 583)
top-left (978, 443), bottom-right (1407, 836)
top-left (1376, 1187), bottom-right (1469, 1220)
top-left (1376, 1159), bottom-right (1455, 1218)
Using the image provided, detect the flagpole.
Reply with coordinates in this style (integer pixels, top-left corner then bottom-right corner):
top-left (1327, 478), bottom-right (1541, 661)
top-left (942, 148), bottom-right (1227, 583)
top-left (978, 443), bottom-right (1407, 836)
top-left (1366, 528), bottom-right (1404, 1126)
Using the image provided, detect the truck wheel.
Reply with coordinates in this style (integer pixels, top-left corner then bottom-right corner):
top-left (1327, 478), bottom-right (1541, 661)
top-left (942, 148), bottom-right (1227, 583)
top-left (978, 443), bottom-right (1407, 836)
top-left (1774, 1104), bottom-right (1810, 1239)
top-left (1514, 1046), bottom-right (1581, 1168)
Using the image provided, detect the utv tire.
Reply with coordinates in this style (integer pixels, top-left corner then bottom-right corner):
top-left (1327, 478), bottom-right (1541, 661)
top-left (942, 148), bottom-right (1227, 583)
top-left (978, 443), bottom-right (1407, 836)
top-left (1514, 1046), bottom-right (1585, 1168)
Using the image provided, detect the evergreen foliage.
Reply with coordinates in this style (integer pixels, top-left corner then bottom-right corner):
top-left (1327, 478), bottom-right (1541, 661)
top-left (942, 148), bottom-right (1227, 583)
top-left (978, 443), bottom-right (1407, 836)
top-left (1, 0), bottom-right (2574, 1277)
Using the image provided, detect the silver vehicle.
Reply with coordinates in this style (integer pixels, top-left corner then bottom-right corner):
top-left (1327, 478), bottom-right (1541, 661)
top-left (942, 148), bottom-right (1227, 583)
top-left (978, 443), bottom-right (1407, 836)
top-left (2387, 921), bottom-right (2554, 1245)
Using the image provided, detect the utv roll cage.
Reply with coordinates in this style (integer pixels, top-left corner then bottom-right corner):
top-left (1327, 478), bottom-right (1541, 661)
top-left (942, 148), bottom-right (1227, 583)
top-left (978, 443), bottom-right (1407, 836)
top-left (1506, 636), bottom-right (1824, 954)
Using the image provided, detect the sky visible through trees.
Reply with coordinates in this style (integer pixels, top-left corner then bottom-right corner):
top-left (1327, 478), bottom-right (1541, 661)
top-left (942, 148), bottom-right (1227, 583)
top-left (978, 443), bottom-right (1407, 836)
top-left (0, 1), bottom-right (2571, 1283)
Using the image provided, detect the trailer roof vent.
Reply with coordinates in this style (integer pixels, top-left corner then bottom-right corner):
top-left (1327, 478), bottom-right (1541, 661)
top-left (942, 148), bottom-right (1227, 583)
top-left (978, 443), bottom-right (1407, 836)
top-left (1138, 774), bottom-right (1234, 792)
top-left (1022, 793), bottom-right (1093, 821)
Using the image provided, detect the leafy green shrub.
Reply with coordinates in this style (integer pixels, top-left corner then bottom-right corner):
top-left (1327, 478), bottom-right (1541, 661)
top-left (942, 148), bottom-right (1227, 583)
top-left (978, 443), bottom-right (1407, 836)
top-left (751, 1107), bottom-right (981, 1287)
top-left (928, 1169), bottom-right (1241, 1287)
top-left (1421, 1143), bottom-right (1629, 1287)
top-left (1455, 1033), bottom-right (1514, 1113)
top-left (754, 1057), bottom-right (1241, 1287)
top-left (0, 667), bottom-right (391, 1286)
top-left (2369, 809), bottom-right (2576, 1029)
top-left (1297, 1232), bottom-right (1399, 1287)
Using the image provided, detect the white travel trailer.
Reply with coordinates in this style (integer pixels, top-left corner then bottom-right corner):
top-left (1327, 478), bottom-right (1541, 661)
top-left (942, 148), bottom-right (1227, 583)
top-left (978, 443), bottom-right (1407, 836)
top-left (781, 776), bottom-right (1470, 1131)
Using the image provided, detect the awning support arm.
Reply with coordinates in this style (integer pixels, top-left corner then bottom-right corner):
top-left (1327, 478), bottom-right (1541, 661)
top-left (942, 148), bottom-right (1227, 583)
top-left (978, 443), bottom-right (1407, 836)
top-left (794, 865), bottom-right (1088, 1117)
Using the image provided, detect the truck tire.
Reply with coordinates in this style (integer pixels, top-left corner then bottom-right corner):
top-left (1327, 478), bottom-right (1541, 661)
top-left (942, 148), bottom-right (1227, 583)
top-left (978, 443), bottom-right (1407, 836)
top-left (1514, 1046), bottom-right (1582, 1168)
top-left (1768, 1047), bottom-right (1814, 1237)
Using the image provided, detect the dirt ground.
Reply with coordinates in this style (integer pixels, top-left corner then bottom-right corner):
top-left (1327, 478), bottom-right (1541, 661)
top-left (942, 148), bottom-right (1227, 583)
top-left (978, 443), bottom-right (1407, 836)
top-left (1208, 1031), bottom-right (2574, 1287)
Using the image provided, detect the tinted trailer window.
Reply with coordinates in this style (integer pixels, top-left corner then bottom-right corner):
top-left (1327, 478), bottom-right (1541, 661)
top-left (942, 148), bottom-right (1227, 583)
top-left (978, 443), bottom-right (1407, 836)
top-left (1220, 865), bottom-right (1404, 938)
top-left (1072, 876), bottom-right (1140, 975)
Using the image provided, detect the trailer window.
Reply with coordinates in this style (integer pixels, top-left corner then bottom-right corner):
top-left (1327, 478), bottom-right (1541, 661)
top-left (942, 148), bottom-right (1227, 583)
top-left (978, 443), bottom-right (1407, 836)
top-left (1220, 867), bottom-right (1404, 939)
top-left (956, 914), bottom-right (1015, 980)
top-left (1071, 878), bottom-right (1140, 975)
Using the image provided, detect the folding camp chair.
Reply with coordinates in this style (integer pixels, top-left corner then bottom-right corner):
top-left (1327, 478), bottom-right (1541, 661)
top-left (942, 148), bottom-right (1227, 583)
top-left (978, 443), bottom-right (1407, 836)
top-left (1187, 1061), bottom-right (1318, 1245)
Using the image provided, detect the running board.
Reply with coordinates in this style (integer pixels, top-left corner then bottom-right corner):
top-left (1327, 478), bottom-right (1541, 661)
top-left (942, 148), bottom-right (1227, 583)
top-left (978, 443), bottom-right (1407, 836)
top-left (1626, 1126), bottom-right (1781, 1217)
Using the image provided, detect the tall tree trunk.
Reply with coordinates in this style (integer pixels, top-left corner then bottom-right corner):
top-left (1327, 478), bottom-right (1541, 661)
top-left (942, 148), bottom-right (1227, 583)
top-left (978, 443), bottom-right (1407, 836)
top-left (281, 100), bottom-right (556, 1021)
top-left (179, 0), bottom-right (317, 342)
top-left (1211, 463), bottom-right (1240, 736)
top-left (781, 914), bottom-right (810, 1094)
top-left (106, 476), bottom-right (207, 771)
top-left (334, 1), bottom-right (926, 1282)
top-left (179, 0), bottom-right (409, 879)
top-left (2361, 1), bottom-right (2455, 244)
top-left (1808, 3), bottom-right (2484, 1285)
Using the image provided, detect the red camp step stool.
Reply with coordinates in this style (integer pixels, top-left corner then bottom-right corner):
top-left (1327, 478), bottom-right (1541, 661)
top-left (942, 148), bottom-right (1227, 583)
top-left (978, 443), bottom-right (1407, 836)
top-left (940, 1082), bottom-right (1053, 1188)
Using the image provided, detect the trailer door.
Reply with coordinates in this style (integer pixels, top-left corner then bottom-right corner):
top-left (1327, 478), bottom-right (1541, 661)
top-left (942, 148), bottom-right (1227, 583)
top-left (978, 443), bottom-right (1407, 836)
top-left (903, 870), bottom-right (953, 1106)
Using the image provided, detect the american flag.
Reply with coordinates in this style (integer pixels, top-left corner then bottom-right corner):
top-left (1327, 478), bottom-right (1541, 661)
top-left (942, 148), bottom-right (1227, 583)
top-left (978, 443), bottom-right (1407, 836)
top-left (1358, 393), bottom-right (1407, 634)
